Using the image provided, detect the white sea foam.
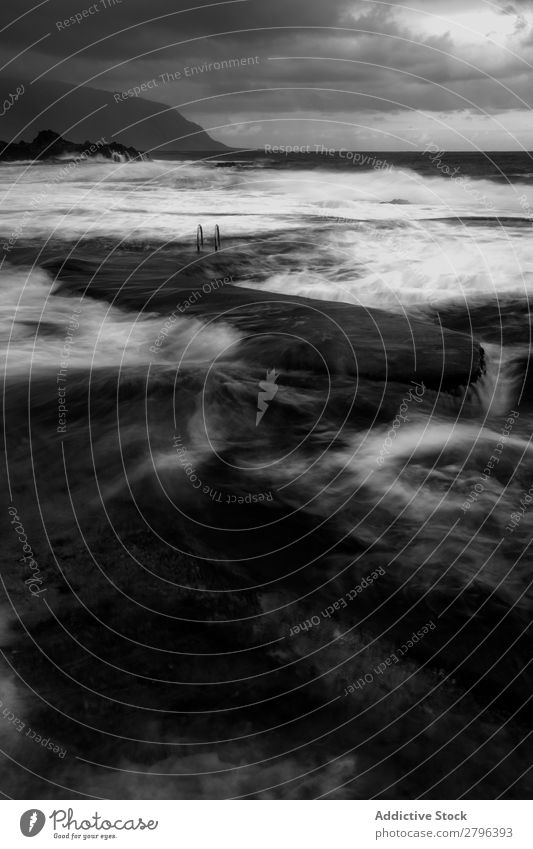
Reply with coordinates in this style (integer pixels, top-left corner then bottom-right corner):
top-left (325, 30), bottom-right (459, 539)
top-left (0, 261), bottom-right (240, 374)
top-left (1, 159), bottom-right (531, 310)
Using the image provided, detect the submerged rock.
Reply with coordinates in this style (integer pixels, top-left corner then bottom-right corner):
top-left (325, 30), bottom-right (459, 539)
top-left (41, 246), bottom-right (484, 392)
top-left (186, 287), bottom-right (485, 392)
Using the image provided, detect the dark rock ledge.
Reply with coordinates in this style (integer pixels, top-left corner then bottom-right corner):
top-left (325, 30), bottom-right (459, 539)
top-left (0, 129), bottom-right (149, 163)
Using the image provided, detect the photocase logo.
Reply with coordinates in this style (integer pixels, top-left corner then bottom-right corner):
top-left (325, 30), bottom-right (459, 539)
top-left (20, 810), bottom-right (46, 837)
top-left (256, 368), bottom-right (279, 426)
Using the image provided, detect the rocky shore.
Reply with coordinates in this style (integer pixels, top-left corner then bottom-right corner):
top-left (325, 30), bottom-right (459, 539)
top-left (0, 129), bottom-right (149, 162)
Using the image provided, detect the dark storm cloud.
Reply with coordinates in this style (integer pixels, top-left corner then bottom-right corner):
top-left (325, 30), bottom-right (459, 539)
top-left (0, 0), bottom-right (485, 60)
top-left (1, 0), bottom-right (532, 117)
top-left (1, 0), bottom-right (355, 53)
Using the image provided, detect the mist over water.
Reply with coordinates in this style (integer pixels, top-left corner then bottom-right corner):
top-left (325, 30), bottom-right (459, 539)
top-left (2, 153), bottom-right (533, 799)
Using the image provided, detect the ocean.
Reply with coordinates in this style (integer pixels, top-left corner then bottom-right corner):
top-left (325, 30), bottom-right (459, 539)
top-left (1, 150), bottom-right (532, 799)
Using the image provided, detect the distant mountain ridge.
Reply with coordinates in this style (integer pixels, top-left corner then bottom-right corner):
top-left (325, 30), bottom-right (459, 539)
top-left (0, 77), bottom-right (228, 152)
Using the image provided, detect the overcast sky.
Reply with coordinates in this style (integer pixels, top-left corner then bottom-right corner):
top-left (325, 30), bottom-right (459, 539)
top-left (2, 0), bottom-right (533, 149)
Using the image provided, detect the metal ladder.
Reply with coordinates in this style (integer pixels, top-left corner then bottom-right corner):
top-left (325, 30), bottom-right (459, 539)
top-left (196, 225), bottom-right (221, 252)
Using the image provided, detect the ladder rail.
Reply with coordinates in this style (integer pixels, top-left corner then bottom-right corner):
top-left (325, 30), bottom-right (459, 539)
top-left (196, 224), bottom-right (204, 252)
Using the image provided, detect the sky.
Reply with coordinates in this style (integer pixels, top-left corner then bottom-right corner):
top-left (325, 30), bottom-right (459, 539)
top-left (1, 0), bottom-right (533, 149)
